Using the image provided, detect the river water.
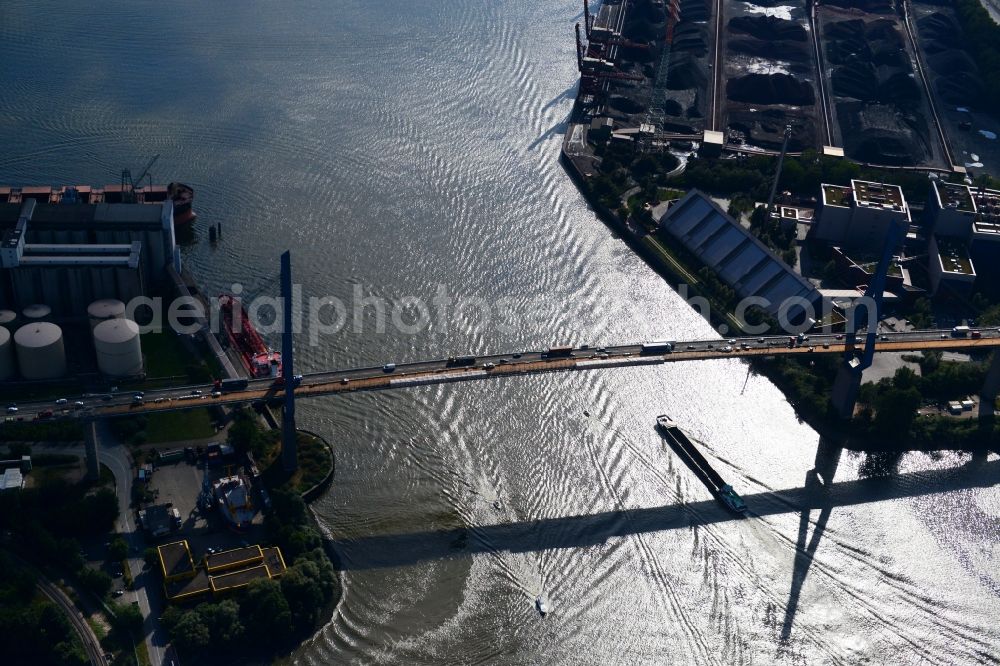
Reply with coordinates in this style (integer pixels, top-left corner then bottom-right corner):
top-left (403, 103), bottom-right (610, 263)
top-left (2, 1), bottom-right (999, 663)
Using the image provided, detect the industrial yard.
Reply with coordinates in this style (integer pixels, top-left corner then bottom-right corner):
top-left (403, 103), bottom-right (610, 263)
top-left (566, 0), bottom-right (997, 170)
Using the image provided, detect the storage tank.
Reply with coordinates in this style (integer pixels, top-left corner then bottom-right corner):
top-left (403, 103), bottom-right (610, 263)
top-left (0, 310), bottom-right (16, 332)
top-left (87, 299), bottom-right (126, 332)
top-left (0, 327), bottom-right (13, 381)
top-left (93, 318), bottom-right (143, 377)
top-left (22, 304), bottom-right (52, 322)
top-left (14, 322), bottom-right (66, 380)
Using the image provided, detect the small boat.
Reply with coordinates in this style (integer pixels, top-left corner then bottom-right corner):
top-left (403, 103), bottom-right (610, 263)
top-left (492, 498), bottom-right (502, 511)
top-left (535, 595), bottom-right (549, 616)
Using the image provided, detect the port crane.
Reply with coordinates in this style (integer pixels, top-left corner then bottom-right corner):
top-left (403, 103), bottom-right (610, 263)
top-left (765, 125), bottom-right (793, 219)
top-left (120, 154), bottom-right (160, 203)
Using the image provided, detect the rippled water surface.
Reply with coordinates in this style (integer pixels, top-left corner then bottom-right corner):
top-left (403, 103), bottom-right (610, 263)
top-left (2, 1), bottom-right (999, 663)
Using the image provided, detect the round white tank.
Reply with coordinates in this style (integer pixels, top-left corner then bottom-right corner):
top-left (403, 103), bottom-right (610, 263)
top-left (0, 327), bottom-right (13, 381)
top-left (93, 318), bottom-right (143, 377)
top-left (22, 304), bottom-right (52, 321)
top-left (87, 299), bottom-right (126, 332)
top-left (14, 322), bottom-right (66, 380)
top-left (0, 309), bottom-right (16, 331)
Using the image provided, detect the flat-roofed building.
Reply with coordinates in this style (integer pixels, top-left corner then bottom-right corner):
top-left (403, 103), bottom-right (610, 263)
top-left (261, 547), bottom-right (287, 578)
top-left (157, 541), bottom-right (196, 583)
top-left (929, 235), bottom-right (976, 295)
top-left (204, 545), bottom-right (264, 574)
top-left (814, 180), bottom-right (910, 251)
top-left (164, 569), bottom-right (211, 603)
top-left (209, 564), bottom-right (271, 595)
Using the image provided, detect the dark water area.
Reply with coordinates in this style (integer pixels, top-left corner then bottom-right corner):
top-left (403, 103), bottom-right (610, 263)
top-left (2, 1), bottom-right (999, 663)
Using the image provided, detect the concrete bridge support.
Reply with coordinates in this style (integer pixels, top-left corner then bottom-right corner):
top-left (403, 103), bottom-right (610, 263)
top-left (84, 420), bottom-right (100, 481)
top-left (978, 352), bottom-right (1000, 420)
top-left (830, 359), bottom-right (863, 420)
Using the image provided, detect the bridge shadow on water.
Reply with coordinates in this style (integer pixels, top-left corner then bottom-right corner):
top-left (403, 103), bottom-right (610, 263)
top-left (330, 447), bottom-right (999, 574)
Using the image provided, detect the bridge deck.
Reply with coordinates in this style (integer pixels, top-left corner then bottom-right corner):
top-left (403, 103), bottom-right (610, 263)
top-left (9, 331), bottom-right (995, 421)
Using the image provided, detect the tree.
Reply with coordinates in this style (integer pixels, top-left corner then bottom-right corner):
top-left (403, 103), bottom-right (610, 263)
top-left (873, 385), bottom-right (922, 437)
top-left (113, 602), bottom-right (143, 637)
top-left (197, 600), bottom-right (243, 645)
top-left (170, 610), bottom-right (210, 652)
top-left (143, 547), bottom-right (160, 570)
top-left (281, 562), bottom-right (325, 629)
top-left (108, 536), bottom-right (128, 562)
top-left (241, 578), bottom-right (292, 643)
top-left (77, 567), bottom-right (112, 598)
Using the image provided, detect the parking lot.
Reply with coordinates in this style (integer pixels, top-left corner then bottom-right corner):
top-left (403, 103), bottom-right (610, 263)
top-left (141, 454), bottom-right (267, 563)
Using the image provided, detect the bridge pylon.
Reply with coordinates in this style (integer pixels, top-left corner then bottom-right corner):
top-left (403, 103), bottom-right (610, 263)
top-left (280, 250), bottom-right (298, 473)
top-left (830, 218), bottom-right (907, 419)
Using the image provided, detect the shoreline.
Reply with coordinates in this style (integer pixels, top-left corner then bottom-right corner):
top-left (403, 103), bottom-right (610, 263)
top-left (559, 127), bottom-right (1000, 453)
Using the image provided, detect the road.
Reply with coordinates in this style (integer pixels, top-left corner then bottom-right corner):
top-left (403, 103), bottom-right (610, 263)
top-left (36, 573), bottom-right (108, 666)
top-left (6, 328), bottom-right (1000, 422)
top-left (42, 434), bottom-right (170, 666)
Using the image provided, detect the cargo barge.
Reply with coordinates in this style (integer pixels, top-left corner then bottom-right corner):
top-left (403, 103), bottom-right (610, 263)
top-left (0, 181), bottom-right (196, 225)
top-left (656, 415), bottom-right (747, 514)
top-left (218, 293), bottom-right (282, 379)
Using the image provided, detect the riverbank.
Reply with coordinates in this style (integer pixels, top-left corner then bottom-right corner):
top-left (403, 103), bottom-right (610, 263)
top-left (561, 133), bottom-right (1000, 453)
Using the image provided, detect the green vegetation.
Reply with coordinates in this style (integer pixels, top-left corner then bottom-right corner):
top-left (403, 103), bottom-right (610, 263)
top-left (162, 544), bottom-right (336, 661)
top-left (588, 141), bottom-right (680, 211)
top-left (679, 151), bottom-right (934, 203)
top-left (228, 408), bottom-right (331, 495)
top-left (141, 331), bottom-right (218, 382)
top-left (748, 205), bottom-right (797, 266)
top-left (0, 551), bottom-right (88, 666)
top-left (0, 419), bottom-right (84, 442)
top-left (110, 408), bottom-right (216, 446)
top-left (954, 0), bottom-right (1000, 110)
top-left (759, 349), bottom-right (999, 447)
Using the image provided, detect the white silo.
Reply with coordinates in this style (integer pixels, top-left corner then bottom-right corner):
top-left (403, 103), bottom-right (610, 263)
top-left (87, 299), bottom-right (126, 332)
top-left (22, 304), bottom-right (52, 322)
top-left (93, 318), bottom-right (143, 377)
top-left (14, 322), bottom-right (66, 380)
top-left (0, 310), bottom-right (16, 332)
top-left (0, 327), bottom-right (13, 381)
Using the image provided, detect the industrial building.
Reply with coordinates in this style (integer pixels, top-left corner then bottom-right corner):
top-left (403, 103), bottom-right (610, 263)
top-left (813, 180), bottom-right (911, 250)
top-left (928, 236), bottom-right (976, 295)
top-left (923, 180), bottom-right (1000, 291)
top-left (0, 197), bottom-right (175, 314)
top-left (655, 191), bottom-right (822, 323)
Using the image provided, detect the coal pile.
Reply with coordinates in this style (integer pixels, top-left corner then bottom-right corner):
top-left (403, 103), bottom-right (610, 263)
top-left (824, 0), bottom-right (893, 13)
top-left (832, 61), bottom-right (920, 102)
top-left (916, 12), bottom-right (961, 51)
top-left (728, 39), bottom-right (810, 62)
top-left (729, 15), bottom-right (806, 42)
top-left (672, 23), bottom-right (708, 57)
top-left (729, 108), bottom-right (815, 150)
top-left (727, 73), bottom-right (815, 106)
top-left (917, 12), bottom-right (987, 108)
top-left (667, 53), bottom-right (708, 90)
top-left (609, 95), bottom-right (646, 114)
top-left (839, 101), bottom-right (927, 165)
top-left (825, 16), bottom-right (930, 163)
top-left (679, 0), bottom-right (710, 22)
